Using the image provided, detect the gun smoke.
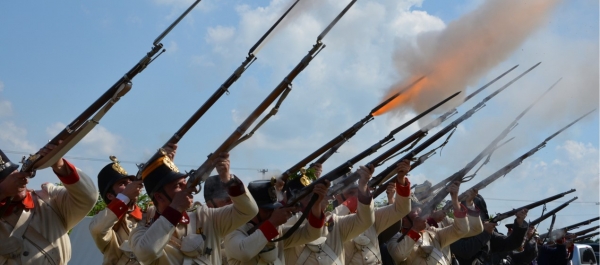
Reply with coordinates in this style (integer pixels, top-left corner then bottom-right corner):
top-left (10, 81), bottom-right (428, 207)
top-left (374, 0), bottom-right (562, 116)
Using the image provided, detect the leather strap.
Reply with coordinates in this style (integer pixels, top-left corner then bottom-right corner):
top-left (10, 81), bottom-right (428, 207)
top-left (3, 211), bottom-right (60, 265)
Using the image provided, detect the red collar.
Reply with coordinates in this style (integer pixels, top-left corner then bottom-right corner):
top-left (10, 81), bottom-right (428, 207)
top-left (0, 192), bottom-right (35, 216)
top-left (130, 205), bottom-right (143, 221)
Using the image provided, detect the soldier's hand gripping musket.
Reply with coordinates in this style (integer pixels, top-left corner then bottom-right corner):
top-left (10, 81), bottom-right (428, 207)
top-left (20, 0), bottom-right (202, 176)
top-left (135, 0), bottom-right (302, 178)
top-left (187, 0), bottom-right (359, 193)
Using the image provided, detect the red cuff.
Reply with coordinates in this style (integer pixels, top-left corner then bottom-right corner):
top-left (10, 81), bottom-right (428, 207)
top-left (396, 177), bottom-right (411, 197)
top-left (342, 196), bottom-right (358, 214)
top-left (54, 159), bottom-right (80, 185)
top-left (162, 206), bottom-right (183, 226)
top-left (453, 204), bottom-right (468, 218)
top-left (106, 199), bottom-right (128, 219)
top-left (357, 190), bottom-right (372, 205)
top-left (407, 229), bottom-right (421, 242)
top-left (259, 221), bottom-right (280, 241)
top-left (308, 210), bottom-right (326, 228)
top-left (226, 176), bottom-right (246, 197)
top-left (467, 205), bottom-right (480, 217)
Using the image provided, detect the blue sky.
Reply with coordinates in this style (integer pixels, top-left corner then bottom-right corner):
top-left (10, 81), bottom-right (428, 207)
top-left (0, 0), bottom-right (598, 236)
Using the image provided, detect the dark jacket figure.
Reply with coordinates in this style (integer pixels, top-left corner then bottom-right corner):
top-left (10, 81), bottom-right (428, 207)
top-left (507, 238), bottom-right (538, 265)
top-left (450, 195), bottom-right (528, 265)
top-left (537, 243), bottom-right (569, 265)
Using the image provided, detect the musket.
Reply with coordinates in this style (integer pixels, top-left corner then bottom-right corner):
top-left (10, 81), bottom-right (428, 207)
top-left (368, 63), bottom-right (539, 190)
top-left (521, 198), bottom-right (576, 245)
top-left (135, 0), bottom-right (301, 177)
top-left (540, 216), bottom-right (600, 239)
top-left (321, 91), bottom-right (461, 197)
top-left (489, 189), bottom-right (576, 223)
top-left (284, 90), bottom-right (460, 204)
top-left (449, 108), bottom-right (594, 206)
top-left (278, 76), bottom-right (427, 183)
top-left (187, 0), bottom-right (358, 192)
top-left (328, 64), bottom-right (522, 199)
top-left (415, 76), bottom-right (559, 203)
top-left (527, 197), bottom-right (577, 227)
top-left (543, 214), bottom-right (557, 244)
top-left (570, 226), bottom-right (600, 238)
top-left (273, 92), bottom-right (462, 243)
top-left (574, 232), bottom-right (600, 242)
top-left (418, 76), bottom-right (557, 215)
top-left (19, 0), bottom-right (202, 175)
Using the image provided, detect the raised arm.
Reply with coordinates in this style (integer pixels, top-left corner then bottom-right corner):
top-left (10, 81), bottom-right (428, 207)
top-left (375, 160), bottom-right (412, 234)
top-left (437, 181), bottom-right (469, 248)
top-left (337, 165), bottom-right (375, 242)
top-left (89, 180), bottom-right (142, 251)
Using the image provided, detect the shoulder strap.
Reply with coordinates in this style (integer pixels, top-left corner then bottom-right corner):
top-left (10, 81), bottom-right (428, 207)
top-left (3, 203), bottom-right (61, 265)
top-left (320, 244), bottom-right (342, 265)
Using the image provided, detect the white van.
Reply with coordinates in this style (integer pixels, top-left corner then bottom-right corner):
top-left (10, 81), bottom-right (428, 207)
top-left (572, 244), bottom-right (598, 265)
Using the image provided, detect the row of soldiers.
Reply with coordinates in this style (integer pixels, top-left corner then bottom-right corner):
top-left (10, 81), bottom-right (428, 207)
top-left (0, 143), bottom-right (585, 265)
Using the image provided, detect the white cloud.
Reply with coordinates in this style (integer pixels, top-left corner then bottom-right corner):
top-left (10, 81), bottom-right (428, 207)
top-left (0, 121), bottom-right (37, 153)
top-left (0, 100), bottom-right (12, 118)
top-left (46, 122), bottom-right (123, 157)
top-left (166, 40), bottom-right (179, 54)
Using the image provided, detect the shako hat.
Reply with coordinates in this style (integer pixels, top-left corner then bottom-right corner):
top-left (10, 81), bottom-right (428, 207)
top-left (0, 148), bottom-right (19, 181)
top-left (98, 156), bottom-right (133, 203)
top-left (248, 179), bottom-right (282, 209)
top-left (284, 175), bottom-right (312, 200)
top-left (203, 175), bottom-right (229, 202)
top-left (141, 154), bottom-right (186, 195)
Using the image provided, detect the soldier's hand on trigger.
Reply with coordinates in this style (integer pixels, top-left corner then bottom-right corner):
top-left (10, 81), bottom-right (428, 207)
top-left (312, 180), bottom-right (329, 205)
top-left (465, 188), bottom-right (478, 206)
top-left (395, 160), bottom-right (411, 185)
top-left (214, 152), bottom-right (231, 182)
top-left (39, 140), bottom-right (71, 176)
top-left (483, 221), bottom-right (496, 234)
top-left (311, 163), bottom-right (323, 178)
top-left (515, 208), bottom-right (528, 226)
top-left (170, 189), bottom-right (193, 213)
top-left (447, 181), bottom-right (460, 198)
top-left (269, 207), bottom-right (295, 227)
top-left (163, 143), bottom-right (178, 161)
top-left (357, 165), bottom-right (374, 194)
top-left (122, 180), bottom-right (144, 201)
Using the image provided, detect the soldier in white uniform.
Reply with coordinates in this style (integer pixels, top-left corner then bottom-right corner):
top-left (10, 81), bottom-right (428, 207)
top-left (224, 179), bottom-right (327, 265)
top-left (0, 145), bottom-right (97, 265)
top-left (89, 156), bottom-right (146, 265)
top-left (89, 144), bottom-right (177, 265)
top-left (129, 152), bottom-right (258, 265)
top-left (338, 160), bottom-right (413, 265)
top-left (285, 165), bottom-right (376, 265)
top-left (386, 181), bottom-right (470, 265)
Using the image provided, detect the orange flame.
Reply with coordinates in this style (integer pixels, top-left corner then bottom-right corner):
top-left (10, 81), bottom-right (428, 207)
top-left (374, 0), bottom-right (560, 116)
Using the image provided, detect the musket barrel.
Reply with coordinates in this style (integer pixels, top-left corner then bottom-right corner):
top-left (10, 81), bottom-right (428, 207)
top-left (368, 63), bottom-right (540, 189)
top-left (490, 189), bottom-right (576, 223)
